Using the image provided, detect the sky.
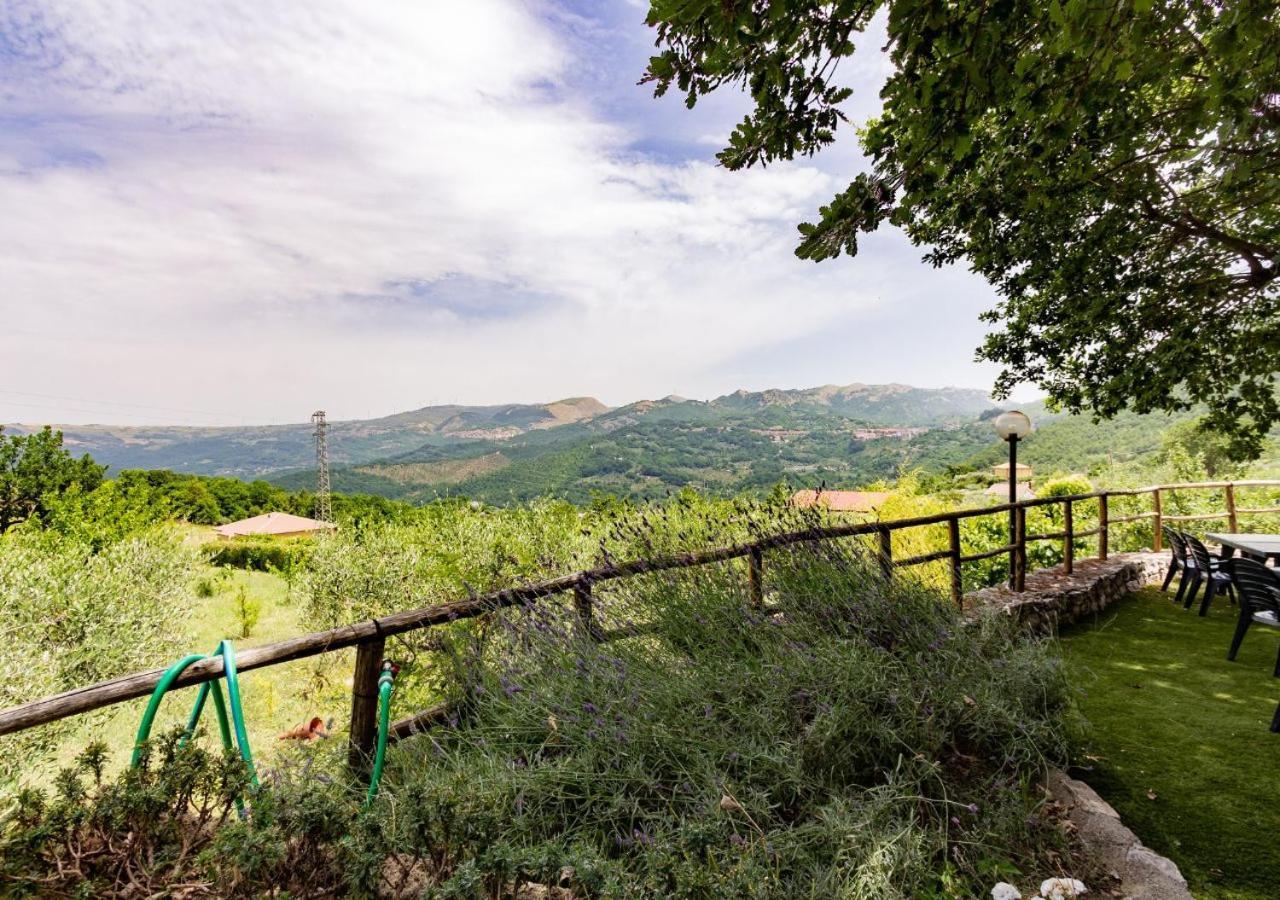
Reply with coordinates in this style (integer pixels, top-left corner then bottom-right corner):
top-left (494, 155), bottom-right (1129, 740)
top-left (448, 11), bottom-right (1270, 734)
top-left (0, 0), bottom-right (1018, 427)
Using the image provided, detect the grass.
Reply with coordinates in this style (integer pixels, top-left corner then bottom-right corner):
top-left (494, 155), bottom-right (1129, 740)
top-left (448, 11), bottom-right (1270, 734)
top-left (51, 565), bottom-right (351, 780)
top-left (1059, 586), bottom-right (1280, 899)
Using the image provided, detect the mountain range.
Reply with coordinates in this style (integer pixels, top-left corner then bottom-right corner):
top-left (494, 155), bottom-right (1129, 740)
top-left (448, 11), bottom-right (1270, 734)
top-left (6, 382), bottom-right (987, 469)
top-left (7, 382), bottom-right (1203, 504)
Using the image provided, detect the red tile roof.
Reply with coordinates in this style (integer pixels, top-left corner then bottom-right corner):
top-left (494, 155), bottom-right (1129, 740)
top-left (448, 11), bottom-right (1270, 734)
top-left (790, 490), bottom-right (892, 512)
top-left (214, 511), bottom-right (337, 537)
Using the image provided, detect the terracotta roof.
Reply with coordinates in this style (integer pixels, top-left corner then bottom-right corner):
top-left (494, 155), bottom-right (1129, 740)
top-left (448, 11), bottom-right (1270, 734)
top-left (790, 490), bottom-right (892, 512)
top-left (214, 511), bottom-right (337, 537)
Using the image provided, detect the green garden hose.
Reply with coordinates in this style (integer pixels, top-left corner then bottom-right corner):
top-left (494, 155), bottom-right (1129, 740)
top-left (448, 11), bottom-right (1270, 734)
top-left (134, 643), bottom-right (396, 808)
top-left (132, 640), bottom-right (258, 789)
top-left (365, 660), bottom-right (398, 805)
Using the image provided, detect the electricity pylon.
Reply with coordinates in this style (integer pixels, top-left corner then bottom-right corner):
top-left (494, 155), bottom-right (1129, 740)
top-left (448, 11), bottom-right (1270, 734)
top-left (311, 410), bottom-right (332, 522)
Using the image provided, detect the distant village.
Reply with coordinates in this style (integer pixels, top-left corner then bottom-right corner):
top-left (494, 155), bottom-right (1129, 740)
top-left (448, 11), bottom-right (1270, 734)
top-left (752, 425), bottom-right (930, 444)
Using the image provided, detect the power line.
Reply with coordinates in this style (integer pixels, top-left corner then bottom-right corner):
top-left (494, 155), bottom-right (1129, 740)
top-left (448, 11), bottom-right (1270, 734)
top-left (0, 388), bottom-right (249, 422)
top-left (0, 399), bottom-right (233, 424)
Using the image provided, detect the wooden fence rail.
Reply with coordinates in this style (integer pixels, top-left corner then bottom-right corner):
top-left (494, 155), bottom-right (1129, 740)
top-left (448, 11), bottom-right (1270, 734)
top-left (2, 479), bottom-right (1277, 775)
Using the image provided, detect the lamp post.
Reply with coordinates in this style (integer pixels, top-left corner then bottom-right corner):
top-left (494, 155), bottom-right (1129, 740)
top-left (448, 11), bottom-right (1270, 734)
top-left (994, 410), bottom-right (1032, 589)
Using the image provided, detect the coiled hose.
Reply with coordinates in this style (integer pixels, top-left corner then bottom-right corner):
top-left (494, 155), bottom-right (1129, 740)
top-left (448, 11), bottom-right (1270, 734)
top-left (134, 643), bottom-right (398, 808)
top-left (132, 640), bottom-right (258, 792)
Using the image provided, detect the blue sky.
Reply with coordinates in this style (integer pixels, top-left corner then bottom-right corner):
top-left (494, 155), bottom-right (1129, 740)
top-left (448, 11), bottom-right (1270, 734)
top-left (0, 0), bottom-right (1012, 426)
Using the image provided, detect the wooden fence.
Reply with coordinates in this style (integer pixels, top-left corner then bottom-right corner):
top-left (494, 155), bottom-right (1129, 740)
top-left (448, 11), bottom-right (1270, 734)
top-left (1, 479), bottom-right (1277, 776)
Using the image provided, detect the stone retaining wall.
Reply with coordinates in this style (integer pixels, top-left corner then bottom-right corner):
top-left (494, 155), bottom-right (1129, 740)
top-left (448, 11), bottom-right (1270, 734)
top-left (963, 552), bottom-right (1168, 633)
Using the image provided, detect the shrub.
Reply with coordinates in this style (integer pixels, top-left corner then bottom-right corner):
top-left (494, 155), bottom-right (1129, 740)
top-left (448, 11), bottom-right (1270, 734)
top-left (2, 512), bottom-right (1075, 897)
top-left (351, 539), bottom-right (1072, 897)
top-left (233, 586), bottom-right (262, 639)
top-left (0, 731), bottom-right (356, 897)
top-left (1037, 474), bottom-right (1093, 499)
top-left (206, 537), bottom-right (311, 572)
top-left (0, 532), bottom-right (198, 792)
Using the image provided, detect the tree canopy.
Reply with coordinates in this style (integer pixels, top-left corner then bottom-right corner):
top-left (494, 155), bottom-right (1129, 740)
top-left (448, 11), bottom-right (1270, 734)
top-left (0, 426), bottom-right (106, 531)
top-left (643, 0), bottom-right (1279, 458)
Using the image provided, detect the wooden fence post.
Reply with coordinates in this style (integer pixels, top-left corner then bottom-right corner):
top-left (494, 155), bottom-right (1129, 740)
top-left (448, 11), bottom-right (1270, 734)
top-left (573, 581), bottom-right (599, 641)
top-left (747, 547), bottom-right (764, 608)
top-left (348, 636), bottom-right (385, 779)
top-left (1152, 489), bottom-right (1163, 551)
top-left (1063, 499), bottom-right (1074, 575)
top-left (877, 527), bottom-right (893, 581)
top-left (947, 517), bottom-right (963, 607)
top-left (1014, 506), bottom-right (1027, 592)
top-left (1098, 494), bottom-right (1109, 561)
top-left (1226, 484), bottom-right (1239, 533)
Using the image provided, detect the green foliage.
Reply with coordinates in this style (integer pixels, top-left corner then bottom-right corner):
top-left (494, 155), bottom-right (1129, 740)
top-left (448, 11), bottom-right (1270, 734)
top-left (1159, 418), bottom-right (1247, 480)
top-left (1, 511), bottom-right (1077, 896)
top-left (0, 731), bottom-right (355, 897)
top-left (0, 426), bottom-right (106, 532)
top-left (0, 531), bottom-right (198, 791)
top-left (301, 497), bottom-right (588, 629)
top-left (233, 586), bottom-right (262, 639)
top-left (0, 432), bottom-right (417, 550)
top-left (644, 0), bottom-right (1280, 458)
top-left (353, 542), bottom-right (1071, 896)
top-left (1037, 474), bottom-right (1094, 499)
top-left (301, 493), bottom-right (829, 630)
top-left (205, 536), bottom-right (312, 572)
top-left (115, 467), bottom-right (415, 526)
top-left (40, 479), bottom-right (173, 551)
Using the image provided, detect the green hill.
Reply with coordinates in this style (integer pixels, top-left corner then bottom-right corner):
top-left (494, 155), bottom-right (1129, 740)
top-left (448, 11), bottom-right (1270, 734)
top-left (7, 384), bottom-right (992, 479)
top-left (274, 402), bottom-right (1209, 504)
top-left (13, 383), bottom-right (1227, 504)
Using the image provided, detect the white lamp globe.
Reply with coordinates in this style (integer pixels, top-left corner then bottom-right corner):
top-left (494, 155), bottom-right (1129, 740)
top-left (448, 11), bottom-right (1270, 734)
top-left (993, 409), bottom-right (1032, 441)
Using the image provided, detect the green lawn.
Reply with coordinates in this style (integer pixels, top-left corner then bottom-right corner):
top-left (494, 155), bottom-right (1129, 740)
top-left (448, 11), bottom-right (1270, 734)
top-left (1060, 586), bottom-right (1280, 899)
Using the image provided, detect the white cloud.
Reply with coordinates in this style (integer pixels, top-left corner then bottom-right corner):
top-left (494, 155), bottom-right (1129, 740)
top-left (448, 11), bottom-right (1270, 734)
top-left (0, 0), bottom-right (1001, 425)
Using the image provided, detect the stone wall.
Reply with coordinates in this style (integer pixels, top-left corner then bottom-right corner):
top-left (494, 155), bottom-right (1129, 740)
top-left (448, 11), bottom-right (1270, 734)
top-left (963, 551), bottom-right (1168, 633)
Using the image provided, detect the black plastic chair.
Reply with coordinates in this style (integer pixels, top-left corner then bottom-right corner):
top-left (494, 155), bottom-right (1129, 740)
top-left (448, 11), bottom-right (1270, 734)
top-left (1160, 526), bottom-right (1193, 602)
top-left (1182, 533), bottom-right (1233, 616)
top-left (1225, 557), bottom-right (1280, 676)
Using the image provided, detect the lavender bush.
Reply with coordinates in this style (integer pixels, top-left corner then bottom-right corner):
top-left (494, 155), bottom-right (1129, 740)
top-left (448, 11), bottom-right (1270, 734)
top-left (353, 534), bottom-right (1073, 898)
